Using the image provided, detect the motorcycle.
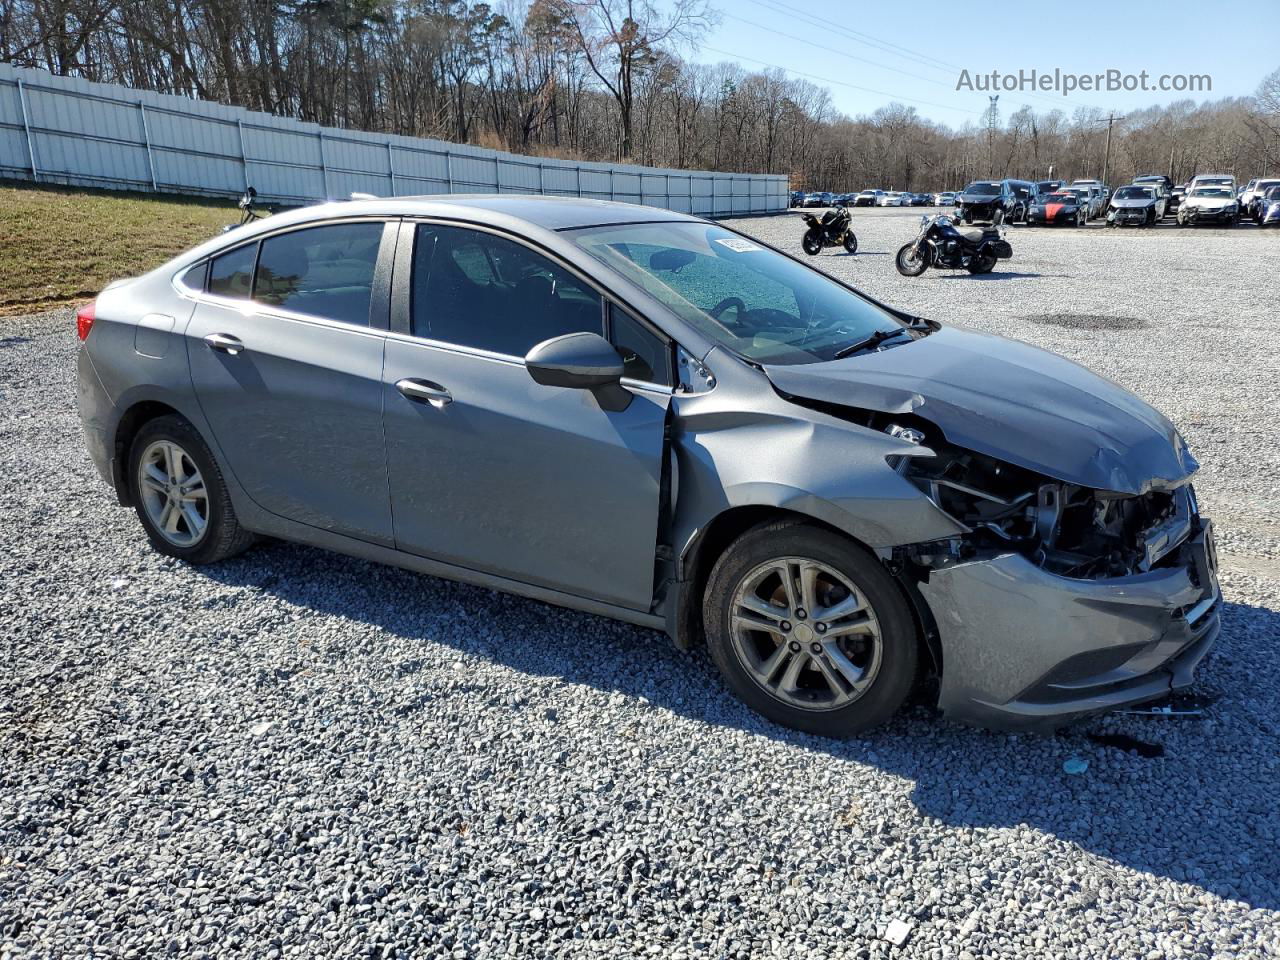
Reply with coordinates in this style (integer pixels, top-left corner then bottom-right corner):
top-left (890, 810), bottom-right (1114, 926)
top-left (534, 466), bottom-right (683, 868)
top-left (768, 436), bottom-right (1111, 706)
top-left (894, 212), bottom-right (1012, 277)
top-left (800, 204), bottom-right (858, 255)
top-left (222, 186), bottom-right (268, 233)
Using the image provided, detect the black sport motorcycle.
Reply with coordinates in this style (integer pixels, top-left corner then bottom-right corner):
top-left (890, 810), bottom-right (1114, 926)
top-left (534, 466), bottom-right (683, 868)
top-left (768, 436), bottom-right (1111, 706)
top-left (800, 205), bottom-right (858, 255)
top-left (895, 213), bottom-right (1012, 277)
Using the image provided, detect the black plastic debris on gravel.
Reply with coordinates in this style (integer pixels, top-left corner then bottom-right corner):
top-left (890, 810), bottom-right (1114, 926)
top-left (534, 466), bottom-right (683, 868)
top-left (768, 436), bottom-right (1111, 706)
top-left (1024, 313), bottom-right (1149, 330)
top-left (1087, 733), bottom-right (1165, 758)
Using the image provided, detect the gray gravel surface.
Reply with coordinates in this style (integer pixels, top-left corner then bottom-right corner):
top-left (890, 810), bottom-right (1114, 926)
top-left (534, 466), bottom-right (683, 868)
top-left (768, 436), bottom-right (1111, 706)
top-left (3, 209), bottom-right (1279, 959)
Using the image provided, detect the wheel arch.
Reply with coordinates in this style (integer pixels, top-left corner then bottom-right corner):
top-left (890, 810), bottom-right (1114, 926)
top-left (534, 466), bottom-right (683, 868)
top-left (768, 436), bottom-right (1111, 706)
top-left (110, 399), bottom-right (191, 506)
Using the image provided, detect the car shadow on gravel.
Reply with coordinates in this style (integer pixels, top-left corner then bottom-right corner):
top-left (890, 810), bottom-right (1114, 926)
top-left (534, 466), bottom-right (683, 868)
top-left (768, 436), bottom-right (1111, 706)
top-left (203, 545), bottom-right (1279, 911)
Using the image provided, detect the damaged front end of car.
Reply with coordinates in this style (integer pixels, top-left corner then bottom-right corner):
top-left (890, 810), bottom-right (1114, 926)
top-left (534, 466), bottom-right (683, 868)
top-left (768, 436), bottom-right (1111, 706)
top-left (878, 418), bottom-right (1221, 730)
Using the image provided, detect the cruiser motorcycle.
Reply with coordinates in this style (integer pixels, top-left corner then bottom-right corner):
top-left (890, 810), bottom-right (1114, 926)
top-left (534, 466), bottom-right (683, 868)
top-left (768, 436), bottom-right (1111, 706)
top-left (894, 212), bottom-right (1012, 277)
top-left (800, 204), bottom-right (858, 255)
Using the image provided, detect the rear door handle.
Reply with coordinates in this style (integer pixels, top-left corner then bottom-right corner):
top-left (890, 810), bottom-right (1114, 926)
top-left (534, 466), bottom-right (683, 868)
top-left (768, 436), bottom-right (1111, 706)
top-left (396, 378), bottom-right (452, 409)
top-left (204, 333), bottom-right (245, 355)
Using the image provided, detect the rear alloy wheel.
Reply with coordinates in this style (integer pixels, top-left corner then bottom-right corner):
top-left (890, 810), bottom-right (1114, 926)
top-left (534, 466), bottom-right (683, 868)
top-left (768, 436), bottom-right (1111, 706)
top-left (703, 522), bottom-right (917, 736)
top-left (130, 415), bottom-right (254, 564)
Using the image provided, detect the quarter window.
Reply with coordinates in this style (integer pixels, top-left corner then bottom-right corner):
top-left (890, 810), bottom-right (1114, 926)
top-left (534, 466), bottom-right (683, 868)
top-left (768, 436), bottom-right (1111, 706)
top-left (411, 225), bottom-right (603, 356)
top-left (253, 222), bottom-right (383, 326)
top-left (208, 244), bottom-right (256, 299)
top-left (610, 304), bottom-right (671, 385)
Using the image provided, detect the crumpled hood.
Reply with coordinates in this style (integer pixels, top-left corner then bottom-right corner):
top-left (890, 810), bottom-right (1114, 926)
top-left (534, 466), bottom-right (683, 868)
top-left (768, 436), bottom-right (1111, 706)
top-left (765, 326), bottom-right (1195, 495)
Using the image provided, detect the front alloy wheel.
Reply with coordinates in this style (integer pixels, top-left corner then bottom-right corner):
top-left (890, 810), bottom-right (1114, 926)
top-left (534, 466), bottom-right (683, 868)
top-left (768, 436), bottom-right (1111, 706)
top-left (703, 521), bottom-right (917, 735)
top-left (728, 558), bottom-right (882, 711)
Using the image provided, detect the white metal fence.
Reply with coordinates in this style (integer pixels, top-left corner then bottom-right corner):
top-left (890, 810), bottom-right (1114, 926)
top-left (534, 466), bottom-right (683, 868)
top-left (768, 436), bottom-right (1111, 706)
top-left (0, 64), bottom-right (787, 216)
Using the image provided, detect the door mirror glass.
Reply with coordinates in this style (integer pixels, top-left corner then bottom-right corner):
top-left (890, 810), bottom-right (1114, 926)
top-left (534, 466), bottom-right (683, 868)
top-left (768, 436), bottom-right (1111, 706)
top-left (525, 332), bottom-right (631, 411)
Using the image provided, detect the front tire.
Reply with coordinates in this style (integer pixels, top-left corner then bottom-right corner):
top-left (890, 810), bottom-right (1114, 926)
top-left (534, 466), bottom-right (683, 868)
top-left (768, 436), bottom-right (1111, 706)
top-left (801, 229), bottom-right (823, 256)
top-left (894, 242), bottom-right (928, 277)
top-left (129, 415), bottom-right (254, 564)
top-left (842, 231), bottom-right (859, 254)
top-left (703, 521), bottom-right (917, 736)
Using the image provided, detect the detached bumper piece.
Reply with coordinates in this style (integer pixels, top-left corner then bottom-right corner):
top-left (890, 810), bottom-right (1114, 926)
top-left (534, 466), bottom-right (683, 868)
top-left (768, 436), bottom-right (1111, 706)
top-left (919, 521), bottom-right (1220, 731)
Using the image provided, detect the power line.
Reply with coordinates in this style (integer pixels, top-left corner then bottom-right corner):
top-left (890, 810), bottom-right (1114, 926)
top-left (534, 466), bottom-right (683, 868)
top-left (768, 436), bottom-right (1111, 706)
top-left (701, 44), bottom-right (977, 117)
top-left (738, 0), bottom-right (1108, 114)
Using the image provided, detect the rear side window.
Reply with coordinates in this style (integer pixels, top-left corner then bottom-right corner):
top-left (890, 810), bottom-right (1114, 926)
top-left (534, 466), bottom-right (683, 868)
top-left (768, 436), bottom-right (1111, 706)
top-left (253, 222), bottom-right (383, 326)
top-left (411, 224), bottom-right (603, 356)
top-left (208, 244), bottom-right (256, 299)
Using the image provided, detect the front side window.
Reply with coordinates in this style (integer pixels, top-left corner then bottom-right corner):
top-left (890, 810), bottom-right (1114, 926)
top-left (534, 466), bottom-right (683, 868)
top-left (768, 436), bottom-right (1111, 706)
top-left (253, 222), bottom-right (383, 326)
top-left (610, 304), bottom-right (671, 385)
top-left (569, 222), bottom-right (904, 366)
top-left (208, 244), bottom-right (256, 299)
top-left (411, 225), bottom-right (603, 356)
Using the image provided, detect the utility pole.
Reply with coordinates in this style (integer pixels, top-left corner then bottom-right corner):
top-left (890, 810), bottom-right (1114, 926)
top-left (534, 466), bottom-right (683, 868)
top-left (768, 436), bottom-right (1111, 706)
top-left (1094, 113), bottom-right (1126, 187)
top-left (986, 95), bottom-right (1000, 178)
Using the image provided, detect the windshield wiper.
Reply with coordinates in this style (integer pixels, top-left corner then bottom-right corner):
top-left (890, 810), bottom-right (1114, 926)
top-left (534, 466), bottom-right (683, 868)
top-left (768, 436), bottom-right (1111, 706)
top-left (832, 327), bottom-right (912, 360)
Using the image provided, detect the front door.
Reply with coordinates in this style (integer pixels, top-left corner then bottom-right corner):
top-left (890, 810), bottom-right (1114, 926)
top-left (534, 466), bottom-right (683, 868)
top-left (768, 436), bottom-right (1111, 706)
top-left (381, 222), bottom-right (670, 611)
top-left (186, 220), bottom-right (395, 544)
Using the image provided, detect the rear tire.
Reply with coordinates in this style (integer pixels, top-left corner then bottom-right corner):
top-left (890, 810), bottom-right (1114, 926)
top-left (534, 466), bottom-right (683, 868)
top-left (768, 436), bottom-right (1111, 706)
top-left (703, 521), bottom-right (917, 736)
top-left (967, 254), bottom-right (997, 274)
top-left (802, 229), bottom-right (823, 256)
top-left (129, 415), bottom-right (254, 564)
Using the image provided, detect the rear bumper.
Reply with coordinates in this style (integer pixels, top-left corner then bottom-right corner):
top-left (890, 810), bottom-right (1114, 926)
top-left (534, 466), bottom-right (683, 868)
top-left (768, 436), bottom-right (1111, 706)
top-left (919, 522), bottom-right (1220, 731)
top-left (77, 345), bottom-right (117, 489)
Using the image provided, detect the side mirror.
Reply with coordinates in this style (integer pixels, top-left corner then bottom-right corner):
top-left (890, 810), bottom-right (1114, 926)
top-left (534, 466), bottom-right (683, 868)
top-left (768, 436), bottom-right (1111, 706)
top-left (525, 332), bottom-right (631, 412)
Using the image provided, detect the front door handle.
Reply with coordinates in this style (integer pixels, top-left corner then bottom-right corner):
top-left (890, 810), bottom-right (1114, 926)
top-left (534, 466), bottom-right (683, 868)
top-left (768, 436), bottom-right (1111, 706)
top-left (204, 333), bottom-right (245, 355)
top-left (396, 378), bottom-right (452, 409)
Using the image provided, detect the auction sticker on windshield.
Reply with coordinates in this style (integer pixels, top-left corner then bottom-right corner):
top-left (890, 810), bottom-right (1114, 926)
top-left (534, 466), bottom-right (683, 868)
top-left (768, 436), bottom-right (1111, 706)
top-left (715, 237), bottom-right (762, 253)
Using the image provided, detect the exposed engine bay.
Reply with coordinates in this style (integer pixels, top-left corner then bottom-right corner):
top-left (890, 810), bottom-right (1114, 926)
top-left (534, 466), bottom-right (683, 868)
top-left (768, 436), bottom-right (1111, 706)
top-left (879, 418), bottom-right (1195, 580)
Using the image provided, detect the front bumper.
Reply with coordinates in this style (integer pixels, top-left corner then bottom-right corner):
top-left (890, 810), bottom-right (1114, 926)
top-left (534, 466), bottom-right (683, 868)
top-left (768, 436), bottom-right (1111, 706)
top-left (1109, 206), bottom-right (1154, 225)
top-left (918, 521), bottom-right (1220, 731)
top-left (1182, 206), bottom-right (1237, 223)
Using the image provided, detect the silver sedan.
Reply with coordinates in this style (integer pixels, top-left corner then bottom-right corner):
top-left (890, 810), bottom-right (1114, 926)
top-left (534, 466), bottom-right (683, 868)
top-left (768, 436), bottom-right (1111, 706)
top-left (76, 195), bottom-right (1220, 734)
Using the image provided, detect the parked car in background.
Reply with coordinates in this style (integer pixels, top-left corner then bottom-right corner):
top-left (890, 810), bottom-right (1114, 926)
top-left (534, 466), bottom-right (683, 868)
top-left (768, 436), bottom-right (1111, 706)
top-left (1186, 174), bottom-right (1237, 199)
top-left (855, 190), bottom-right (884, 207)
top-left (1167, 184), bottom-right (1186, 218)
top-left (879, 192), bottom-right (910, 206)
top-left (1027, 190), bottom-right (1088, 227)
top-left (1239, 178), bottom-right (1280, 218)
top-left (1132, 174), bottom-right (1174, 193)
top-left (1006, 180), bottom-right (1041, 224)
top-left (1256, 185), bottom-right (1280, 226)
top-left (1070, 179), bottom-right (1109, 208)
top-left (76, 194), bottom-right (1219, 736)
top-left (1058, 187), bottom-right (1096, 221)
top-left (1178, 185), bottom-right (1240, 225)
top-left (957, 180), bottom-right (1018, 223)
top-left (790, 190), bottom-right (806, 207)
top-left (934, 191), bottom-right (957, 205)
top-left (1107, 185), bottom-right (1166, 226)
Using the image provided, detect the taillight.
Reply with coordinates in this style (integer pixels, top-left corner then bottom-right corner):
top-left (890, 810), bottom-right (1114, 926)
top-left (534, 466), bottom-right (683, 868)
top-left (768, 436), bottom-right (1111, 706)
top-left (76, 301), bottom-right (96, 341)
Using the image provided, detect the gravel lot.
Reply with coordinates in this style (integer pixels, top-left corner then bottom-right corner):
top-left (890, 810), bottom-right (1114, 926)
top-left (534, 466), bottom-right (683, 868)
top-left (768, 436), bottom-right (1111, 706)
top-left (3, 208), bottom-right (1279, 959)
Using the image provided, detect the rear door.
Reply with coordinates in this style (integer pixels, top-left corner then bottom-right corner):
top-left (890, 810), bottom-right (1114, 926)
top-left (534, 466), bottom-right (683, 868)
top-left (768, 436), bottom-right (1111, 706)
top-left (381, 221), bottom-right (671, 610)
top-left (185, 219), bottom-right (397, 544)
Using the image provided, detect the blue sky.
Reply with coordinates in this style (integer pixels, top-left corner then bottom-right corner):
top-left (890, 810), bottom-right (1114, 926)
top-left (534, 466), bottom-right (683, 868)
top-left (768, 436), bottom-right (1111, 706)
top-left (686, 0), bottom-right (1278, 128)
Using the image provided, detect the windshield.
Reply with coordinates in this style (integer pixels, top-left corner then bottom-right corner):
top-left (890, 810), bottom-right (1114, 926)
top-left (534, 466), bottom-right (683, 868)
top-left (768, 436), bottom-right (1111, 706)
top-left (964, 183), bottom-right (1000, 196)
top-left (1192, 187), bottom-right (1232, 198)
top-left (1265, 187), bottom-right (1280, 200)
top-left (569, 222), bottom-right (906, 365)
top-left (1114, 187), bottom-right (1154, 200)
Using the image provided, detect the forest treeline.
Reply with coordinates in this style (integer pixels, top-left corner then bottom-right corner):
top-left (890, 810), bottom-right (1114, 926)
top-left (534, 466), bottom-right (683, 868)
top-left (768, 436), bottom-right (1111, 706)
top-left (3, 0), bottom-right (1278, 189)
